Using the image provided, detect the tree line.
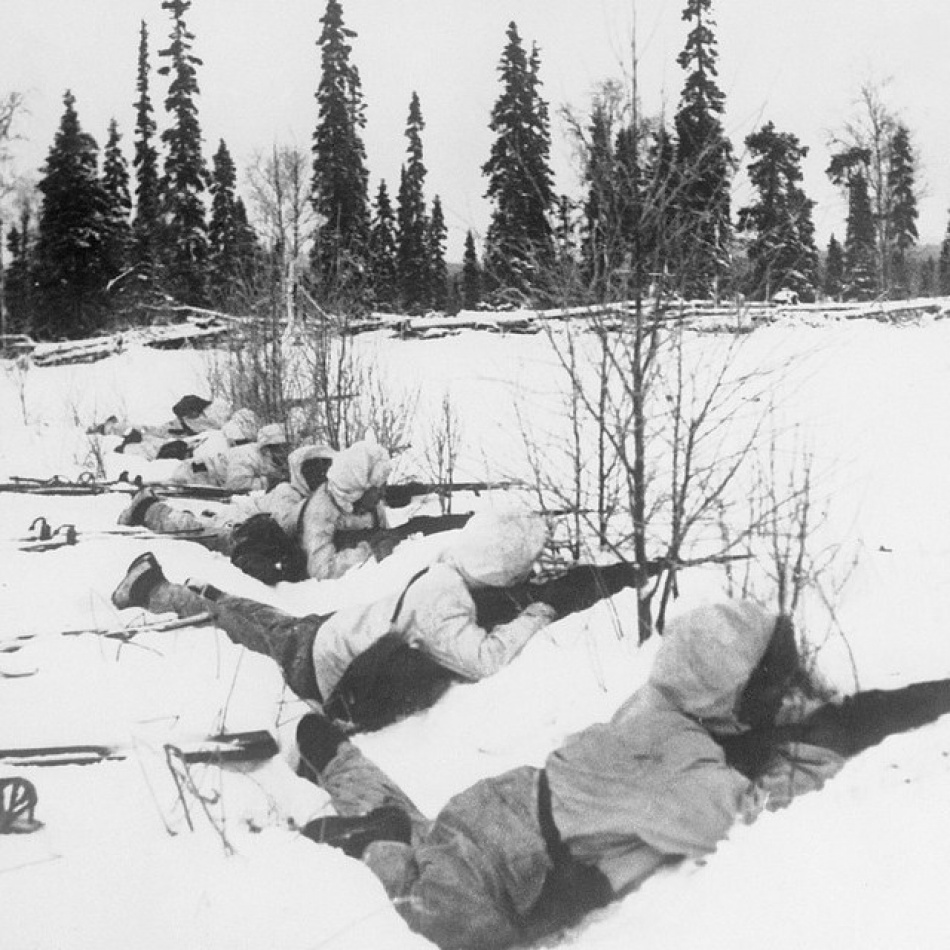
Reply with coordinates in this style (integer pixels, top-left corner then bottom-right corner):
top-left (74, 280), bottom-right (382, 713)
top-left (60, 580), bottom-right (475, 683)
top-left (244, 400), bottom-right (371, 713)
top-left (0, 0), bottom-right (947, 341)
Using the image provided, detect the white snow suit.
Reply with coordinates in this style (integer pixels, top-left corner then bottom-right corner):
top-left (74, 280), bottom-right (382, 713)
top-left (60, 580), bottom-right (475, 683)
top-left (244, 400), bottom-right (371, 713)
top-left (311, 509), bottom-right (555, 699)
top-left (314, 600), bottom-right (846, 950)
top-left (297, 440), bottom-right (392, 580)
top-left (140, 444), bottom-right (332, 552)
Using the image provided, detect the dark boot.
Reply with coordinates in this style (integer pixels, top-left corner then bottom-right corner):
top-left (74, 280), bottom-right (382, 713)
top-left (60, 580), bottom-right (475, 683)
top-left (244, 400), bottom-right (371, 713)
top-left (296, 712), bottom-right (347, 780)
top-left (118, 487), bottom-right (160, 527)
top-left (111, 552), bottom-right (165, 609)
top-left (301, 805), bottom-right (412, 858)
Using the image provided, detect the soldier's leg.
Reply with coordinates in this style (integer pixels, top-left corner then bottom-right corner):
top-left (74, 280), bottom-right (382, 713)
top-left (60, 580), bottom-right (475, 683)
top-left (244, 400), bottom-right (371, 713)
top-left (112, 556), bottom-right (323, 701)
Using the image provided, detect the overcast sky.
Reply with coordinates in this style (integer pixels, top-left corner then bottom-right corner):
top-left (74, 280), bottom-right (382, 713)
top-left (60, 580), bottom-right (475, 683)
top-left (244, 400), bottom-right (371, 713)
top-left (3, 0), bottom-right (949, 259)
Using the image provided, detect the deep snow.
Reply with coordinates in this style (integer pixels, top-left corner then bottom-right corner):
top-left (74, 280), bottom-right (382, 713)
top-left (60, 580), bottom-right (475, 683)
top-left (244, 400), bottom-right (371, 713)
top-left (3, 316), bottom-right (950, 949)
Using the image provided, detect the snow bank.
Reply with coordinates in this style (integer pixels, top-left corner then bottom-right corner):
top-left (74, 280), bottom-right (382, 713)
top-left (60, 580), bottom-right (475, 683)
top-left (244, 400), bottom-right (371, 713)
top-left (4, 319), bottom-right (950, 949)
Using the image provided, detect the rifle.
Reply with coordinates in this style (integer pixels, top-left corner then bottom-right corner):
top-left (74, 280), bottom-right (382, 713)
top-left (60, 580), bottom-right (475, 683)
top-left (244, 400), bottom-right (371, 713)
top-left (0, 473), bottom-right (240, 501)
top-left (0, 474), bottom-right (117, 496)
top-left (384, 480), bottom-right (526, 508)
top-left (9, 522), bottom-right (220, 553)
top-left (471, 561), bottom-right (652, 629)
top-left (335, 512), bottom-right (474, 551)
top-left (0, 729), bottom-right (279, 768)
top-left (471, 554), bottom-right (753, 628)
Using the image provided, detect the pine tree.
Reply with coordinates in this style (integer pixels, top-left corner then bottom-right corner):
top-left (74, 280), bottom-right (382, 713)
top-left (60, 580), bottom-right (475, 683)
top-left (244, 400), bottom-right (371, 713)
top-left (461, 229), bottom-right (482, 309)
top-left (396, 91), bottom-right (429, 312)
top-left (887, 123), bottom-right (918, 298)
top-left (736, 121), bottom-right (818, 301)
top-left (132, 19), bottom-right (162, 275)
top-left (673, 0), bottom-right (733, 298)
top-left (310, 0), bottom-right (370, 301)
top-left (426, 194), bottom-right (448, 311)
top-left (208, 139), bottom-right (255, 307)
top-left (823, 234), bottom-right (844, 300)
top-left (368, 179), bottom-right (397, 310)
top-left (158, 0), bottom-right (208, 305)
top-left (482, 22), bottom-right (555, 297)
top-left (101, 118), bottom-right (133, 283)
top-left (34, 91), bottom-right (113, 338)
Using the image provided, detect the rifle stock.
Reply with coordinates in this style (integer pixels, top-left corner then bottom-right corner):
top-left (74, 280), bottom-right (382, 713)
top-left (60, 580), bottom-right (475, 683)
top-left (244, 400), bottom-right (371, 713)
top-left (335, 513), bottom-right (473, 551)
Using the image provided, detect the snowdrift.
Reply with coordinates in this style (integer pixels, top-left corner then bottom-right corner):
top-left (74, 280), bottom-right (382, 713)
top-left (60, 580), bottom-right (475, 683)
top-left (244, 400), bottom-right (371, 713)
top-left (3, 316), bottom-right (950, 949)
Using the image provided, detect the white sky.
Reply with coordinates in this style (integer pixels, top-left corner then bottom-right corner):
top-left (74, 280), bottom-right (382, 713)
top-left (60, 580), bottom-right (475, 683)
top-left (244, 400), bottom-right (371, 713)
top-left (2, 0), bottom-right (949, 259)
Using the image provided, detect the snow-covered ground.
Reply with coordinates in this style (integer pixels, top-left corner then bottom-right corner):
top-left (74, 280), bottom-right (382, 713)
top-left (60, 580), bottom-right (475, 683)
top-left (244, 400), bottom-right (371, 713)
top-left (3, 316), bottom-right (950, 949)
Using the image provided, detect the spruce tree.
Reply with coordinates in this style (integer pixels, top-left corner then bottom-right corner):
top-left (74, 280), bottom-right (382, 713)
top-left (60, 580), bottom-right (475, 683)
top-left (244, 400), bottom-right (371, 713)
top-left (310, 0), bottom-right (370, 301)
top-left (396, 91), bottom-right (429, 312)
top-left (482, 22), bottom-right (555, 297)
top-left (233, 195), bottom-right (260, 294)
top-left (673, 0), bottom-right (733, 298)
top-left (426, 194), bottom-right (448, 312)
top-left (34, 92), bottom-right (112, 338)
top-left (828, 147), bottom-right (877, 300)
top-left (132, 19), bottom-right (162, 275)
top-left (368, 179), bottom-right (397, 310)
top-left (887, 123), bottom-right (918, 298)
top-left (737, 121), bottom-right (818, 301)
top-left (461, 229), bottom-right (482, 309)
top-left (158, 0), bottom-right (209, 305)
top-left (101, 118), bottom-right (133, 283)
top-left (823, 234), bottom-right (844, 300)
top-left (208, 139), bottom-right (254, 307)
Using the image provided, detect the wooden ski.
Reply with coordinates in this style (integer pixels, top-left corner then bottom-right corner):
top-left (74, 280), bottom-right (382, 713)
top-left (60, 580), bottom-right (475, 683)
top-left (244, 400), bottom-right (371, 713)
top-left (0, 730), bottom-right (280, 767)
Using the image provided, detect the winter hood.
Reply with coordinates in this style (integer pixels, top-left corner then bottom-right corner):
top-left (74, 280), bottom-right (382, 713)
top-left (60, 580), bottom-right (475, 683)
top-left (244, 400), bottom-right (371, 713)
top-left (257, 422), bottom-right (289, 447)
top-left (288, 444), bottom-right (337, 495)
top-left (222, 408), bottom-right (260, 443)
top-left (648, 600), bottom-right (778, 735)
top-left (442, 510), bottom-right (548, 588)
top-left (326, 441), bottom-right (391, 511)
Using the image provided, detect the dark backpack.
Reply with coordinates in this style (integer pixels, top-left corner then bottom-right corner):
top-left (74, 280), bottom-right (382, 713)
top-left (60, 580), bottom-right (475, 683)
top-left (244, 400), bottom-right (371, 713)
top-left (230, 513), bottom-right (306, 585)
top-left (324, 633), bottom-right (456, 732)
top-left (323, 567), bottom-right (457, 731)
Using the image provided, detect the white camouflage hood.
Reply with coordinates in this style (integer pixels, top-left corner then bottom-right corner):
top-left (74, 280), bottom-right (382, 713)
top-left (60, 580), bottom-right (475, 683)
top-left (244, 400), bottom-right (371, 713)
top-left (326, 441), bottom-right (391, 511)
top-left (443, 510), bottom-right (548, 588)
top-left (288, 444), bottom-right (338, 495)
top-left (648, 600), bottom-right (778, 734)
